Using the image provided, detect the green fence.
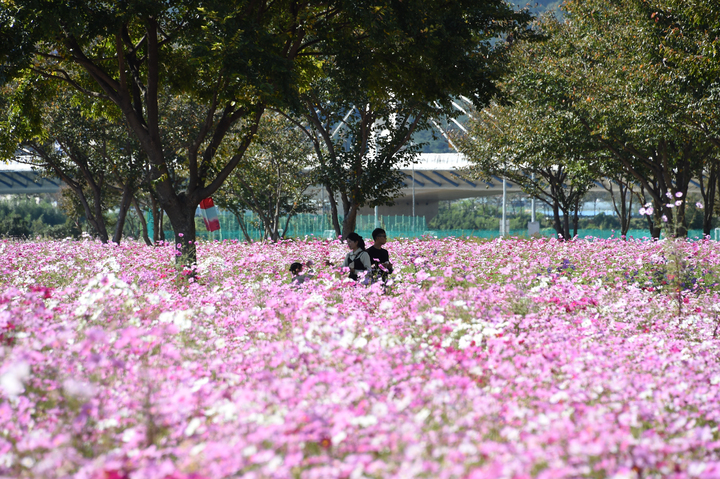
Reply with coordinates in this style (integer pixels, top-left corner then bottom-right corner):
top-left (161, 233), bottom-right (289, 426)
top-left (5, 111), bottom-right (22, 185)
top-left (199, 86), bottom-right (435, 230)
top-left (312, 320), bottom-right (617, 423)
top-left (149, 211), bottom-right (428, 241)
top-left (148, 211), bottom-right (714, 241)
top-left (415, 229), bottom-right (711, 240)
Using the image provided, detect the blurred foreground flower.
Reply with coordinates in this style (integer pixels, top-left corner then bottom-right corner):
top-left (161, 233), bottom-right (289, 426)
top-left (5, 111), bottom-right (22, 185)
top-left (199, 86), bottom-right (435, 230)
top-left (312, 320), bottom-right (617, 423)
top-left (0, 361), bottom-right (30, 397)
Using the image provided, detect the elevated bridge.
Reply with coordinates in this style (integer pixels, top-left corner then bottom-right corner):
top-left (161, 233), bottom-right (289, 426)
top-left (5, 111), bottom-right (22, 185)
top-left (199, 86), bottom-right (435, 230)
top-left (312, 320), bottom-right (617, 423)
top-left (2, 154), bottom-right (706, 222)
top-left (358, 153), bottom-right (706, 220)
top-left (356, 153), bottom-right (524, 218)
top-left (0, 161), bottom-right (63, 195)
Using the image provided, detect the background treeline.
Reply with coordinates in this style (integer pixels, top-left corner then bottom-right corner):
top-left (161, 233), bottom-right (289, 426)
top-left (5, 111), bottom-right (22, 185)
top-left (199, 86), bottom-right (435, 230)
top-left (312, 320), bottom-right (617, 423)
top-left (428, 196), bottom-right (708, 232)
top-left (0, 194), bottom-right (158, 240)
top-left (0, 196), bottom-right (76, 239)
top-left (457, 0), bottom-right (720, 240)
top-left (0, 0), bottom-right (533, 268)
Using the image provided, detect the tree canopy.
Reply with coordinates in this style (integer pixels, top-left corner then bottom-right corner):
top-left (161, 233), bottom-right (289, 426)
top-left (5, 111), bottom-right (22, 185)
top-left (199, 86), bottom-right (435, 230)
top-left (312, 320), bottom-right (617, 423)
top-left (1, 0), bottom-right (533, 265)
top-left (458, 0), bottom-right (720, 238)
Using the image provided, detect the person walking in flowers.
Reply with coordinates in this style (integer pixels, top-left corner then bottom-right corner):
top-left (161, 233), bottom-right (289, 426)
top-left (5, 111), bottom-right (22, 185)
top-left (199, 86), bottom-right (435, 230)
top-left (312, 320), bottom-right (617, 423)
top-left (367, 228), bottom-right (393, 283)
top-left (342, 232), bottom-right (372, 281)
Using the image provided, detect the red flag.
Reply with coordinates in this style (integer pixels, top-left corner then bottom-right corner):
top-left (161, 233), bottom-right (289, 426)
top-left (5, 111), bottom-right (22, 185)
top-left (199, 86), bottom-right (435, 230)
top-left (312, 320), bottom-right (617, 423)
top-left (199, 198), bottom-right (221, 232)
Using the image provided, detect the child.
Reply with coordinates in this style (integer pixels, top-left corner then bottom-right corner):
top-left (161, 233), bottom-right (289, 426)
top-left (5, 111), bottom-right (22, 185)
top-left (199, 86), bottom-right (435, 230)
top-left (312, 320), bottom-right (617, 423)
top-left (290, 262), bottom-right (306, 285)
top-left (290, 261), bottom-right (315, 285)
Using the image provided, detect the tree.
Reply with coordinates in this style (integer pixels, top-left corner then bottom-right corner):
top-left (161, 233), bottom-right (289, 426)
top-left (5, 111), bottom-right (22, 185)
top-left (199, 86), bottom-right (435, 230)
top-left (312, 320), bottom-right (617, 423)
top-left (597, 175), bottom-right (637, 238)
top-left (629, 0), bottom-right (720, 236)
top-left (8, 87), bottom-right (144, 244)
top-left (285, 0), bottom-right (534, 239)
top-left (554, 1), bottom-right (720, 236)
top-left (633, 0), bottom-right (720, 145)
top-left (457, 100), bottom-right (598, 240)
top-left (1, 0), bottom-right (534, 266)
top-left (0, 195), bottom-right (77, 239)
top-left (214, 113), bottom-right (315, 242)
top-left (460, 4), bottom-right (720, 238)
top-left (286, 90), bottom-right (425, 239)
top-left (428, 198), bottom-right (543, 231)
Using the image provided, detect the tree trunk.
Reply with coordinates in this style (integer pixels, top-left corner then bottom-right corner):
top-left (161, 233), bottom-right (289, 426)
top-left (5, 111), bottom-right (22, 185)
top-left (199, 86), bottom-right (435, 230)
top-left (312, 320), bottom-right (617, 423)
top-left (70, 184), bottom-right (109, 243)
top-left (90, 184), bottom-right (109, 242)
top-left (112, 181), bottom-right (134, 244)
top-left (552, 201), bottom-right (563, 239)
top-left (132, 196), bottom-right (152, 246)
top-left (636, 186), bottom-right (662, 239)
top-left (326, 186), bottom-right (342, 239)
top-left (572, 196), bottom-right (580, 239)
top-left (673, 201), bottom-right (687, 238)
top-left (33, 144), bottom-right (110, 243)
top-left (62, 179), bottom-right (108, 242)
top-left (164, 204), bottom-right (198, 269)
top-left (701, 163), bottom-right (717, 236)
top-left (651, 203), bottom-right (664, 239)
top-left (233, 212), bottom-right (253, 243)
top-left (342, 203), bottom-right (360, 239)
top-left (645, 216), bottom-right (660, 239)
top-left (606, 178), bottom-right (633, 237)
top-left (620, 186), bottom-right (632, 237)
top-left (158, 209), bottom-right (165, 241)
top-left (281, 212), bottom-right (296, 240)
top-left (150, 194), bottom-right (162, 243)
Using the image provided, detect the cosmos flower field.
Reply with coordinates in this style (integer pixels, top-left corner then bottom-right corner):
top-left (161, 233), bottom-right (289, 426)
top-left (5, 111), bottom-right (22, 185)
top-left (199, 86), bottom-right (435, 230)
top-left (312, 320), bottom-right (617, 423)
top-left (2, 236), bottom-right (720, 479)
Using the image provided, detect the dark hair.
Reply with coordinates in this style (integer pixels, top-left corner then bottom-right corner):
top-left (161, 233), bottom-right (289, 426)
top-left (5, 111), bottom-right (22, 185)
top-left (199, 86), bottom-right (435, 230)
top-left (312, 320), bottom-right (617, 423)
top-left (345, 232), bottom-right (365, 250)
top-left (372, 228), bottom-right (387, 240)
top-left (289, 262), bottom-right (303, 275)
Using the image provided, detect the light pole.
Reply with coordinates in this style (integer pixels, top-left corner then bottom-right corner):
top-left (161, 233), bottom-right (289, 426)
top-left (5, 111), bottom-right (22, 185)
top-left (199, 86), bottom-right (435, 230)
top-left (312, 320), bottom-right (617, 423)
top-left (531, 174), bottom-right (536, 223)
top-left (412, 164), bottom-right (416, 232)
top-left (501, 173), bottom-right (507, 237)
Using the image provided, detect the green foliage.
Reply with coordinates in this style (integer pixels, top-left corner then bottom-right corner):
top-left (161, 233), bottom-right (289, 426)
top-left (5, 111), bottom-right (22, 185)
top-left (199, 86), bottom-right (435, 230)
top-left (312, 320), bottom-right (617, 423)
top-left (0, 0), bottom-right (536, 265)
top-left (457, 0), bottom-right (720, 239)
top-left (0, 196), bottom-right (79, 239)
top-left (2, 83), bottom-right (145, 243)
top-left (214, 113), bottom-right (315, 242)
top-left (456, 98), bottom-right (597, 239)
top-left (429, 199), bottom-right (545, 231)
top-left (293, 0), bottom-right (535, 237)
top-left (323, 100), bottom-right (425, 208)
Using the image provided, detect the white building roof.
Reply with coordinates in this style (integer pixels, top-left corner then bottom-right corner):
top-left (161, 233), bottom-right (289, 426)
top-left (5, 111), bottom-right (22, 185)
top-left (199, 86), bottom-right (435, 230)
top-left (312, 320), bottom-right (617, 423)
top-left (0, 160), bottom-right (35, 171)
top-left (412, 153), bottom-right (469, 170)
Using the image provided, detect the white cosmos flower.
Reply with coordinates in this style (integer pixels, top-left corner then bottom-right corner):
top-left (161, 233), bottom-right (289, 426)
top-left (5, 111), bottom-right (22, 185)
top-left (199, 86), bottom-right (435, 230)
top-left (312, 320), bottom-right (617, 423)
top-left (1, 362), bottom-right (30, 397)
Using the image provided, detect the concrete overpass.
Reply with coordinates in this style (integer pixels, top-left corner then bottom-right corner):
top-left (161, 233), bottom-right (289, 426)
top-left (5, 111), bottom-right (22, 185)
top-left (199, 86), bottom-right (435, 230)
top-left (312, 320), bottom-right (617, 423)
top-left (358, 153), bottom-right (525, 219)
top-left (1, 153), bottom-right (522, 207)
top-left (3, 153), bottom-right (706, 223)
top-left (0, 161), bottom-right (63, 195)
top-left (360, 153), bottom-right (708, 221)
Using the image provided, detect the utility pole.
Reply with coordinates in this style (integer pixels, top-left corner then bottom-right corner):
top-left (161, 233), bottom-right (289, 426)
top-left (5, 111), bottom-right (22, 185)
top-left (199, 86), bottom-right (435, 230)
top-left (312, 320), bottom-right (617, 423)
top-left (412, 164), bottom-right (416, 232)
top-left (502, 175), bottom-right (507, 237)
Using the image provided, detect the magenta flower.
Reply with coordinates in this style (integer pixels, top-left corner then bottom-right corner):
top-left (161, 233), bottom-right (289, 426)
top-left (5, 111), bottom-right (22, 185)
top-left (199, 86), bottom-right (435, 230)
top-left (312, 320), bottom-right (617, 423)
top-left (1, 236), bottom-right (719, 478)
